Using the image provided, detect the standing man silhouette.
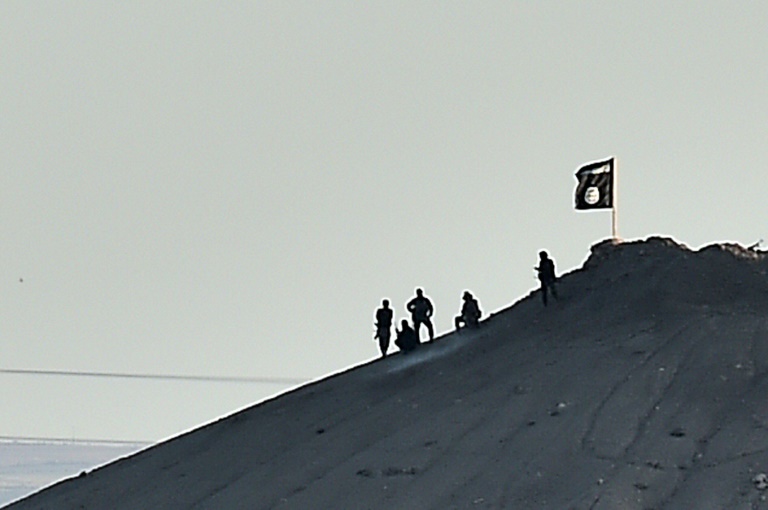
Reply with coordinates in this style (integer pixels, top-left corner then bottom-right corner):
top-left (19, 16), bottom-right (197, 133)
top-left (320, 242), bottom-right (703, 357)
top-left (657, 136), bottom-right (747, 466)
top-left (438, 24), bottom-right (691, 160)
top-left (373, 299), bottom-right (393, 358)
top-left (407, 287), bottom-right (435, 342)
top-left (535, 251), bottom-right (558, 306)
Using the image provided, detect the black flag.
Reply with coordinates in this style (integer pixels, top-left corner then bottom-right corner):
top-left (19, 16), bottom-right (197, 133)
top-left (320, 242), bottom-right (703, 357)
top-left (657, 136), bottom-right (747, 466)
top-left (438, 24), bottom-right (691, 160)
top-left (575, 158), bottom-right (614, 209)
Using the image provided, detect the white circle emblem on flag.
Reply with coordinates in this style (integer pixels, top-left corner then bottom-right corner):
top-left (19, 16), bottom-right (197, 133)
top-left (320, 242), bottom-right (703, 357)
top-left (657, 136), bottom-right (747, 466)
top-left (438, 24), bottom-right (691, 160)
top-left (584, 186), bottom-right (600, 205)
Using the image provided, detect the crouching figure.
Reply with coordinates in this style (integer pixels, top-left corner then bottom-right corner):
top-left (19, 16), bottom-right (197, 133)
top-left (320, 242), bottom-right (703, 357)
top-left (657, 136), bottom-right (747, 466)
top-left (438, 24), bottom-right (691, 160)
top-left (454, 291), bottom-right (482, 331)
top-left (394, 319), bottom-right (420, 353)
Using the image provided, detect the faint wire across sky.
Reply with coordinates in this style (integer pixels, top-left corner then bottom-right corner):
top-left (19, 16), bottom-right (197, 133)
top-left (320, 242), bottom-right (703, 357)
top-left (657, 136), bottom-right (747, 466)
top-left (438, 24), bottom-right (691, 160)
top-left (0, 368), bottom-right (307, 385)
top-left (0, 434), bottom-right (150, 447)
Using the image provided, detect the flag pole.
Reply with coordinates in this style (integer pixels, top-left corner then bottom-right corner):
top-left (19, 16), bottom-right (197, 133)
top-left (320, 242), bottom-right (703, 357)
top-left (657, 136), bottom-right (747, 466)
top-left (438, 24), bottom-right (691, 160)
top-left (612, 156), bottom-right (619, 243)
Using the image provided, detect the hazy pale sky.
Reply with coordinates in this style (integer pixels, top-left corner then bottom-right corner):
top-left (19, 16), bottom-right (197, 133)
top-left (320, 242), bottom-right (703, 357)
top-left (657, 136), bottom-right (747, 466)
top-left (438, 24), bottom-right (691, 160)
top-left (2, 2), bottom-right (767, 442)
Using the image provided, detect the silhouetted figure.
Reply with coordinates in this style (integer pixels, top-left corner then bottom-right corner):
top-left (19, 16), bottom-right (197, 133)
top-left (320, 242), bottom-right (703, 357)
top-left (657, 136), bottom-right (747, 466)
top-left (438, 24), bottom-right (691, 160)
top-left (374, 299), bottom-right (393, 358)
top-left (454, 291), bottom-right (482, 330)
top-left (406, 287), bottom-right (434, 342)
top-left (535, 250), bottom-right (558, 306)
top-left (394, 319), bottom-right (419, 353)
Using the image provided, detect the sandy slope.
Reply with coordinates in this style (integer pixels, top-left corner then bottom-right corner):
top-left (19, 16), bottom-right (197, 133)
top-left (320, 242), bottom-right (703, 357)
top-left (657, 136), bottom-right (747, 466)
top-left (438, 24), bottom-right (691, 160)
top-left (7, 237), bottom-right (768, 510)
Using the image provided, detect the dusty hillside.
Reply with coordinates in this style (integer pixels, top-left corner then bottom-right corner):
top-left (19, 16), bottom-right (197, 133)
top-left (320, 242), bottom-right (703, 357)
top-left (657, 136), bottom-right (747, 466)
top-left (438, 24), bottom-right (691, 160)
top-left (8, 237), bottom-right (768, 510)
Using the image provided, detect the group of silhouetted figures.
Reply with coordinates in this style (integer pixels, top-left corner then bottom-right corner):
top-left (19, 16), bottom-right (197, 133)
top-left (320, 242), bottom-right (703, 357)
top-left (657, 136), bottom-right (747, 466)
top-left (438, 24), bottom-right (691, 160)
top-left (373, 250), bottom-right (558, 358)
top-left (373, 288), bottom-right (481, 358)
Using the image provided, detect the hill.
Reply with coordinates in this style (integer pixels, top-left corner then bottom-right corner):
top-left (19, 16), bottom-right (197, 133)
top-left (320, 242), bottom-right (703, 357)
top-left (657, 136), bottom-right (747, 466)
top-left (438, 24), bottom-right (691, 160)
top-left (7, 237), bottom-right (768, 510)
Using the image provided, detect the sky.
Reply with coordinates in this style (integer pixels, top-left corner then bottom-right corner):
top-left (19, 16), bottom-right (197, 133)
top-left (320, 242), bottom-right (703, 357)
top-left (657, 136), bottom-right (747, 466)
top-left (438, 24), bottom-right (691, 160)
top-left (2, 1), bottom-right (767, 443)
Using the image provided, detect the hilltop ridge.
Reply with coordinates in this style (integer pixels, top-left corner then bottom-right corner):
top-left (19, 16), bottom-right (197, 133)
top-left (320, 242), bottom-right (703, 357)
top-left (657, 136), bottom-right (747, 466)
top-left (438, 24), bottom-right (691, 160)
top-left (8, 237), bottom-right (768, 510)
top-left (561, 236), bottom-right (768, 314)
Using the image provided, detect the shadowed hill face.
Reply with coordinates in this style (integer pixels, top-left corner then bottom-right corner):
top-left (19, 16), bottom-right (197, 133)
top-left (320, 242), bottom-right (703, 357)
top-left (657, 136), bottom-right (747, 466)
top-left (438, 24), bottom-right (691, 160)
top-left (8, 238), bottom-right (768, 510)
